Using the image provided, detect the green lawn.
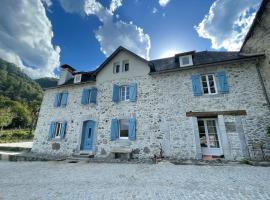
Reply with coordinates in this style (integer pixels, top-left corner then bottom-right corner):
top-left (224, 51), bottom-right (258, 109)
top-left (0, 129), bottom-right (34, 143)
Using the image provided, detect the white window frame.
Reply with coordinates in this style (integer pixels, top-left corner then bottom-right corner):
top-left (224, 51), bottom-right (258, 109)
top-left (179, 55), bottom-right (193, 67)
top-left (120, 85), bottom-right (130, 101)
top-left (113, 62), bottom-right (120, 74)
top-left (201, 74), bottom-right (217, 95)
top-left (74, 74), bottom-right (82, 83)
top-left (54, 122), bottom-right (62, 138)
top-left (122, 60), bottom-right (129, 72)
top-left (119, 119), bottom-right (129, 139)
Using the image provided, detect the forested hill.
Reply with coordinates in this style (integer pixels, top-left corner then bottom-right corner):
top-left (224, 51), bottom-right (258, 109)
top-left (35, 77), bottom-right (58, 89)
top-left (0, 58), bottom-right (43, 130)
top-left (0, 58), bottom-right (43, 105)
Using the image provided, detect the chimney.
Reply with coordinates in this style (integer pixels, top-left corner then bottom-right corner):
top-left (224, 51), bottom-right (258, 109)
top-left (58, 64), bottom-right (75, 85)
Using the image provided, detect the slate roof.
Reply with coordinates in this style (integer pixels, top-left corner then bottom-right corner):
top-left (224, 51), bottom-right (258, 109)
top-left (149, 51), bottom-right (264, 73)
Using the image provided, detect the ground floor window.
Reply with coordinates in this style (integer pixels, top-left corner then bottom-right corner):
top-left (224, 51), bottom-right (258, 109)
top-left (119, 119), bottom-right (129, 139)
top-left (55, 122), bottom-right (62, 138)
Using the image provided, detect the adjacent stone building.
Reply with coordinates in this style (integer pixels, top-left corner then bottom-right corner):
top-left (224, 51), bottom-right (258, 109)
top-left (32, 1), bottom-right (270, 161)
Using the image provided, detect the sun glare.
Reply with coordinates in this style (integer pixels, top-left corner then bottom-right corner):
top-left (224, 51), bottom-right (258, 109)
top-left (161, 49), bottom-right (180, 58)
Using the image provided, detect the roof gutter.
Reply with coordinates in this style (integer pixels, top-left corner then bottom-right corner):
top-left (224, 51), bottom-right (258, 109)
top-left (149, 54), bottom-right (265, 75)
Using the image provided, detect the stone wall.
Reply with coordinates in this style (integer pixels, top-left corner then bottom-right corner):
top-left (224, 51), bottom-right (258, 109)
top-left (32, 58), bottom-right (270, 160)
top-left (241, 0), bottom-right (270, 100)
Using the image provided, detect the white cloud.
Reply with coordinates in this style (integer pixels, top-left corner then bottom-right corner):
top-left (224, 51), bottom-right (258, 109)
top-left (159, 0), bottom-right (170, 7)
top-left (109, 0), bottom-right (123, 13)
top-left (195, 0), bottom-right (261, 51)
top-left (59, 0), bottom-right (151, 59)
top-left (0, 0), bottom-right (60, 78)
top-left (152, 7), bottom-right (158, 14)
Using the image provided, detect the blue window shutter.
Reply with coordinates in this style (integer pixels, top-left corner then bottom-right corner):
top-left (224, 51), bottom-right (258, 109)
top-left (54, 94), bottom-right (59, 107)
top-left (191, 75), bottom-right (202, 96)
top-left (217, 71), bottom-right (229, 94)
top-left (110, 118), bottom-right (119, 141)
top-left (81, 89), bottom-right (90, 105)
top-left (48, 122), bottom-right (56, 140)
top-left (129, 83), bottom-right (137, 102)
top-left (60, 121), bottom-right (67, 139)
top-left (112, 84), bottom-right (119, 102)
top-left (128, 118), bottom-right (136, 141)
top-left (90, 87), bottom-right (97, 104)
top-left (61, 92), bottom-right (68, 107)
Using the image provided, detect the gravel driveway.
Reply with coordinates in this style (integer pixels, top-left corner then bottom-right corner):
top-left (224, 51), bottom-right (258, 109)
top-left (0, 161), bottom-right (270, 200)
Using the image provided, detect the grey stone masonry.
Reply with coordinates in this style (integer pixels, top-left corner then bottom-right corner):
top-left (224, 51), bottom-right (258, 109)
top-left (32, 51), bottom-right (270, 161)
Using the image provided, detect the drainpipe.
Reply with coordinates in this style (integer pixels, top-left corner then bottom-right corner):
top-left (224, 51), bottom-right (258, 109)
top-left (256, 62), bottom-right (270, 111)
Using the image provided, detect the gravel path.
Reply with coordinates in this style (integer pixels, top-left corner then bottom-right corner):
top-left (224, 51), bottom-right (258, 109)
top-left (0, 161), bottom-right (270, 200)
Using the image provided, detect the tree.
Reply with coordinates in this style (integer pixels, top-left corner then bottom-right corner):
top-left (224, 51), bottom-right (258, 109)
top-left (0, 107), bottom-right (14, 131)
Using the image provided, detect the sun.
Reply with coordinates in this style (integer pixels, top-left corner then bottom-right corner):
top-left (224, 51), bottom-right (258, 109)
top-left (161, 49), bottom-right (180, 58)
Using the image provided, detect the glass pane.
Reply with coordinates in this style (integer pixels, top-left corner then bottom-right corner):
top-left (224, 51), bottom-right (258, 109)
top-left (208, 75), bottom-right (213, 81)
top-left (55, 123), bottom-right (61, 137)
top-left (207, 120), bottom-right (216, 127)
top-left (126, 86), bottom-right (130, 99)
top-left (120, 119), bottom-right (129, 138)
top-left (201, 76), bottom-right (206, 81)
top-left (202, 82), bottom-right (208, 87)
top-left (182, 57), bottom-right (189, 65)
top-left (209, 80), bottom-right (214, 87)
top-left (210, 87), bottom-right (216, 93)
top-left (203, 88), bottom-right (209, 94)
top-left (125, 63), bottom-right (129, 71)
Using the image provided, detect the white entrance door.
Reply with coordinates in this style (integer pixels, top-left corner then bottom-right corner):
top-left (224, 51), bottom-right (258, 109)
top-left (198, 118), bottom-right (223, 156)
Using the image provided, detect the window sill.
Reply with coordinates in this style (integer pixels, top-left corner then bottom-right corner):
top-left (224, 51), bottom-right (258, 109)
top-left (195, 93), bottom-right (227, 98)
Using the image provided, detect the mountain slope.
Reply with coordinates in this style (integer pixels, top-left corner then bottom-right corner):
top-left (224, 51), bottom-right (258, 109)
top-left (35, 77), bottom-right (58, 89)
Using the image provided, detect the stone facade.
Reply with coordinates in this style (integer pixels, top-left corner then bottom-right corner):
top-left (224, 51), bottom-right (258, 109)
top-left (241, 0), bottom-right (270, 99)
top-left (32, 50), bottom-right (270, 161)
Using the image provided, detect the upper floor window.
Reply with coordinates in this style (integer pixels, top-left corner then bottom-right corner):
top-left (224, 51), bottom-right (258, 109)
top-left (179, 55), bottom-right (193, 67)
top-left (54, 91), bottom-right (68, 108)
top-left (74, 74), bottom-right (82, 83)
top-left (113, 62), bottom-right (120, 74)
top-left (122, 60), bottom-right (129, 72)
top-left (120, 85), bottom-right (130, 101)
top-left (201, 74), bottom-right (217, 94)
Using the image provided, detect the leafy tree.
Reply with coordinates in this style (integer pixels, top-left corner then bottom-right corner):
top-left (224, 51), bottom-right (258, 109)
top-left (0, 107), bottom-right (14, 131)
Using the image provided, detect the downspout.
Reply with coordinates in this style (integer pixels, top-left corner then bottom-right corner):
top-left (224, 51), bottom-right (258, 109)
top-left (256, 62), bottom-right (270, 111)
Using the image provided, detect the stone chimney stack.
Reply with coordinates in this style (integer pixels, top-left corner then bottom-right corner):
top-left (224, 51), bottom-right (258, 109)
top-left (58, 64), bottom-right (75, 85)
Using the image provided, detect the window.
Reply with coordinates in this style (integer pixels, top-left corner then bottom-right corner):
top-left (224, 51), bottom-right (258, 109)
top-left (120, 85), bottom-right (130, 101)
top-left (201, 74), bottom-right (217, 94)
top-left (198, 119), bottom-right (220, 148)
top-left (113, 62), bottom-right (120, 74)
top-left (55, 122), bottom-right (62, 138)
top-left (179, 55), bottom-right (193, 67)
top-left (119, 119), bottom-right (129, 139)
top-left (122, 60), bottom-right (129, 72)
top-left (74, 74), bottom-right (82, 83)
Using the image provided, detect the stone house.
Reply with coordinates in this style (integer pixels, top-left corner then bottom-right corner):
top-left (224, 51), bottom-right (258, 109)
top-left (32, 1), bottom-right (270, 161)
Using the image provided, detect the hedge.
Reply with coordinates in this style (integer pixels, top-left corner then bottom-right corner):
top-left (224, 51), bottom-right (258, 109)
top-left (0, 129), bottom-right (34, 143)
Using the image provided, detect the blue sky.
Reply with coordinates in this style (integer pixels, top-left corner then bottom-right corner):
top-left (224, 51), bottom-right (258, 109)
top-left (0, 0), bottom-right (261, 78)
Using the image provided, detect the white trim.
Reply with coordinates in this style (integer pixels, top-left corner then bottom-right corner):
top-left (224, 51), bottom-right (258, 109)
top-left (179, 55), bottom-right (193, 67)
top-left (201, 74), bottom-right (218, 95)
top-left (74, 74), bottom-right (82, 83)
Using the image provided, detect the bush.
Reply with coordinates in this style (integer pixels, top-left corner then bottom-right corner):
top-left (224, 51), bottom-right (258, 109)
top-left (0, 129), bottom-right (34, 143)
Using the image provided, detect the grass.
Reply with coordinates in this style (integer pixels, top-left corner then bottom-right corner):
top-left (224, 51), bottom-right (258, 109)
top-left (0, 129), bottom-right (34, 143)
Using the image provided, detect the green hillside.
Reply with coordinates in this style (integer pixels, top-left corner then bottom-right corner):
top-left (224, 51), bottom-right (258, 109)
top-left (35, 77), bottom-right (58, 89)
top-left (0, 58), bottom-right (43, 134)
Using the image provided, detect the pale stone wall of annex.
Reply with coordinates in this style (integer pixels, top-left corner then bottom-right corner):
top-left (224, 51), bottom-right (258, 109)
top-left (241, 1), bottom-right (270, 99)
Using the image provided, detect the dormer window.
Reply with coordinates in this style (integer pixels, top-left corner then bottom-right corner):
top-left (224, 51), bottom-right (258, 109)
top-left (113, 62), bottom-right (120, 74)
top-left (74, 74), bottom-right (82, 83)
top-left (179, 55), bottom-right (193, 67)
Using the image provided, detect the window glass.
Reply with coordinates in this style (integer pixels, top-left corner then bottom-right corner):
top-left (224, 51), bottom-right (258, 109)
top-left (120, 85), bottom-right (130, 101)
top-left (201, 74), bottom-right (217, 94)
top-left (119, 119), bottom-right (129, 138)
top-left (113, 62), bottom-right (120, 74)
top-left (182, 56), bottom-right (190, 65)
top-left (55, 122), bottom-right (62, 137)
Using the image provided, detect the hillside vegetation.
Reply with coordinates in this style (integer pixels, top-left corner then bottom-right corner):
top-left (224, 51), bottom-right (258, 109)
top-left (0, 58), bottom-right (43, 135)
top-left (35, 77), bottom-right (58, 89)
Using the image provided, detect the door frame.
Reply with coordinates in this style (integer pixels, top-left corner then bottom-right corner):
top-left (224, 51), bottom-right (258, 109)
top-left (77, 117), bottom-right (98, 154)
top-left (80, 120), bottom-right (96, 151)
top-left (198, 118), bottom-right (223, 156)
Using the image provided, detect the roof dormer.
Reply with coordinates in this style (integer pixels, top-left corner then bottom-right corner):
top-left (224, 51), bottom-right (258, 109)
top-left (175, 51), bottom-right (195, 67)
top-left (74, 74), bottom-right (82, 84)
